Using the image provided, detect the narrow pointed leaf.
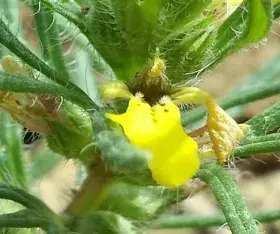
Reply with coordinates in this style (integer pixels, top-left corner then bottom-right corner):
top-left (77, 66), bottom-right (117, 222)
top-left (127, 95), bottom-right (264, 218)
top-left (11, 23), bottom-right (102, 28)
top-left (32, 1), bottom-right (71, 79)
top-left (0, 72), bottom-right (97, 110)
top-left (0, 209), bottom-right (48, 230)
top-left (0, 18), bottom-right (90, 101)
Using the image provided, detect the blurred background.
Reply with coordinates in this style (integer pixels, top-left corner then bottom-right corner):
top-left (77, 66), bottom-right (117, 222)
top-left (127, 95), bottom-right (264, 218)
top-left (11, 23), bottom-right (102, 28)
top-left (2, 2), bottom-right (280, 234)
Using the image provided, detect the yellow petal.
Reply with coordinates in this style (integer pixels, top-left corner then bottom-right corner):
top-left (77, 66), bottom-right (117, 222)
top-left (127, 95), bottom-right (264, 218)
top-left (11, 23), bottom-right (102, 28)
top-left (106, 95), bottom-right (200, 187)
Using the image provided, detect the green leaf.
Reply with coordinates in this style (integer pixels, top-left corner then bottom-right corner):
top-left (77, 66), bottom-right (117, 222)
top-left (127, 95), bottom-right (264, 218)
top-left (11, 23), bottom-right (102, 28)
top-left (76, 211), bottom-right (138, 234)
top-left (246, 101), bottom-right (280, 135)
top-left (234, 126), bottom-right (280, 159)
top-left (221, 79), bottom-right (280, 111)
top-left (0, 183), bottom-right (59, 224)
top-left (0, 112), bottom-right (27, 190)
top-left (158, 0), bottom-right (272, 82)
top-left (64, 44), bottom-right (100, 102)
top-left (197, 163), bottom-right (259, 234)
top-left (241, 133), bottom-right (280, 145)
top-left (42, 0), bottom-right (272, 84)
top-left (160, 0), bottom-right (212, 33)
top-left (93, 111), bottom-right (153, 185)
top-left (32, 1), bottom-right (71, 79)
top-left (218, 0), bottom-right (270, 46)
top-left (37, 0), bottom-right (85, 29)
top-left (111, 0), bottom-right (163, 49)
top-left (0, 113), bottom-right (14, 185)
top-left (0, 209), bottom-right (48, 230)
top-left (154, 209), bottom-right (280, 229)
top-left (31, 1), bottom-right (51, 62)
top-left (6, 116), bottom-right (27, 191)
top-left (0, 18), bottom-right (90, 100)
top-left (273, 2), bottom-right (280, 18)
top-left (0, 71), bottom-right (97, 110)
top-left (6, 122), bottom-right (23, 185)
top-left (86, 0), bottom-right (146, 80)
top-left (234, 139), bottom-right (280, 157)
top-left (205, 0), bottom-right (272, 67)
top-left (98, 182), bottom-right (177, 221)
top-left (163, 0), bottom-right (272, 82)
top-left (95, 129), bottom-right (154, 185)
top-left (49, 12), bottom-right (104, 101)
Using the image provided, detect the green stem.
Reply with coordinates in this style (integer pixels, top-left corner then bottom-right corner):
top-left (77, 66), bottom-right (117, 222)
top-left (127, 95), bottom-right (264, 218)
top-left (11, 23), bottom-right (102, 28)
top-left (154, 209), bottom-right (280, 229)
top-left (197, 163), bottom-right (259, 234)
top-left (32, 1), bottom-right (71, 79)
top-left (65, 160), bottom-right (112, 215)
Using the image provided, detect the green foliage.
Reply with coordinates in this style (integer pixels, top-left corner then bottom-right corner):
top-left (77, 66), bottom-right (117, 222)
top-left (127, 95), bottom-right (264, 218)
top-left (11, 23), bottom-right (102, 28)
top-left (0, 183), bottom-right (63, 230)
top-left (247, 101), bottom-right (280, 135)
top-left (39, 0), bottom-right (272, 82)
top-left (46, 102), bottom-right (94, 163)
top-left (0, 112), bottom-right (26, 190)
top-left (32, 1), bottom-right (71, 79)
top-left (0, 0), bottom-right (280, 234)
top-left (98, 182), bottom-right (177, 221)
top-left (95, 129), bottom-right (154, 185)
top-left (197, 163), bottom-right (259, 234)
top-left (76, 211), bottom-right (138, 234)
top-left (154, 209), bottom-right (280, 229)
top-left (0, 209), bottom-right (48, 230)
top-left (0, 72), bottom-right (93, 110)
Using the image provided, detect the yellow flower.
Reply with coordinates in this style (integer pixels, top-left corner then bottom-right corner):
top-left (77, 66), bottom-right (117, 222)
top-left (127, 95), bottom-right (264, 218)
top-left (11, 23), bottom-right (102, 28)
top-left (106, 94), bottom-right (199, 187)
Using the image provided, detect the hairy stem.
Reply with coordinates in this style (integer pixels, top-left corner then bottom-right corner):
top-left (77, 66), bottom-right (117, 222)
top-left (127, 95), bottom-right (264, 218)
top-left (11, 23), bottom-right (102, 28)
top-left (197, 163), bottom-right (259, 234)
top-left (65, 160), bottom-right (112, 216)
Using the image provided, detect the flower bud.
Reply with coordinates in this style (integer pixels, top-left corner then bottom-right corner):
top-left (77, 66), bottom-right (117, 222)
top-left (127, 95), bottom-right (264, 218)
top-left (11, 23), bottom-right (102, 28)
top-left (99, 81), bottom-right (132, 100)
top-left (0, 56), bottom-right (94, 163)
